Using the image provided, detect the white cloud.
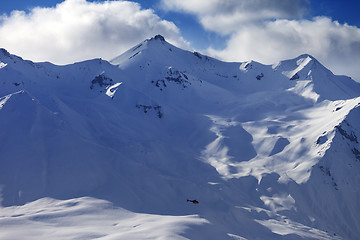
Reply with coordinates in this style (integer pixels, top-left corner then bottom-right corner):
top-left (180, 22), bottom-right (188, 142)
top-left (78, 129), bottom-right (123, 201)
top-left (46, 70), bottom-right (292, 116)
top-left (207, 17), bottom-right (360, 81)
top-left (0, 0), bottom-right (188, 64)
top-left (161, 0), bottom-right (310, 34)
top-left (161, 0), bottom-right (360, 81)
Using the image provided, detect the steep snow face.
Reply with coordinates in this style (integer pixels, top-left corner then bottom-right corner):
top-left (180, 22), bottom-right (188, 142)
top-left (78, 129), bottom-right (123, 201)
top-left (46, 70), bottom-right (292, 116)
top-left (0, 36), bottom-right (360, 239)
top-left (273, 54), bottom-right (360, 101)
top-left (297, 105), bottom-right (360, 239)
top-left (238, 97), bottom-right (360, 184)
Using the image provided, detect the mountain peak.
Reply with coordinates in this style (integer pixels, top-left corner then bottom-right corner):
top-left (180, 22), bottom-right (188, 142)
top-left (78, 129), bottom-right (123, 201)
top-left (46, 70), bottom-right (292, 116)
top-left (111, 34), bottom-right (177, 66)
top-left (151, 34), bottom-right (166, 42)
top-left (272, 53), bottom-right (320, 79)
top-left (297, 53), bottom-right (315, 60)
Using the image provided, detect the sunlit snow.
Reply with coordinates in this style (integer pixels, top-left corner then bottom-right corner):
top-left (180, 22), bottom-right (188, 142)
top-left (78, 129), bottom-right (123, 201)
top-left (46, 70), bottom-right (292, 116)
top-left (0, 36), bottom-right (359, 239)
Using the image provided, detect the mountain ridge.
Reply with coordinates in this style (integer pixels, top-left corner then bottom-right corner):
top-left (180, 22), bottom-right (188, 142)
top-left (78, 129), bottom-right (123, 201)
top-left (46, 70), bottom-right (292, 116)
top-left (0, 35), bottom-right (360, 239)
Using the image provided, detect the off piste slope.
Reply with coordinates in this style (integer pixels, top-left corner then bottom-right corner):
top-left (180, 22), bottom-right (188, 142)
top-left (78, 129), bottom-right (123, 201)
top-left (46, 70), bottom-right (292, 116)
top-left (0, 35), bottom-right (360, 239)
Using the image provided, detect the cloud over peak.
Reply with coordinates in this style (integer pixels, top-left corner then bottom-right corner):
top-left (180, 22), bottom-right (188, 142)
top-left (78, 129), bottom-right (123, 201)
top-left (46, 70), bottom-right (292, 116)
top-left (0, 0), bottom-right (188, 64)
top-left (207, 17), bottom-right (360, 80)
top-left (161, 0), bottom-right (360, 81)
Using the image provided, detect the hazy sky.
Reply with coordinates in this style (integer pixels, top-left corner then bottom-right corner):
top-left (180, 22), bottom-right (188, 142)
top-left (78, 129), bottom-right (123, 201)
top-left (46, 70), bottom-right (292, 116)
top-left (1, 0), bottom-right (359, 80)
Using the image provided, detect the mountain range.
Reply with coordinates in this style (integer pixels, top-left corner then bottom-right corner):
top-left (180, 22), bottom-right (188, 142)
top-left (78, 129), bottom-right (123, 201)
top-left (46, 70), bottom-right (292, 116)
top-left (0, 35), bottom-right (359, 239)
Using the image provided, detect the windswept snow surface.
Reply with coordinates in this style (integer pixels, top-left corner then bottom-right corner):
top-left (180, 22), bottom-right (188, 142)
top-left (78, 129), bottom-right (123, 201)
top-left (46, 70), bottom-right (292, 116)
top-left (0, 37), bottom-right (360, 239)
top-left (0, 197), bottom-right (209, 240)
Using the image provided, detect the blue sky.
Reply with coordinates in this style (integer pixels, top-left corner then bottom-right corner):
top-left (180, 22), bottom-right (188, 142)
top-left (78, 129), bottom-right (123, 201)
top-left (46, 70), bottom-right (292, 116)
top-left (0, 0), bottom-right (359, 80)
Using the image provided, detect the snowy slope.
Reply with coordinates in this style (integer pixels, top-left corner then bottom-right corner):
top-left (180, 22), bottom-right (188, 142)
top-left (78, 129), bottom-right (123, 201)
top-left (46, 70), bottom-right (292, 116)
top-left (0, 36), bottom-right (360, 239)
top-left (0, 197), bottom-right (209, 240)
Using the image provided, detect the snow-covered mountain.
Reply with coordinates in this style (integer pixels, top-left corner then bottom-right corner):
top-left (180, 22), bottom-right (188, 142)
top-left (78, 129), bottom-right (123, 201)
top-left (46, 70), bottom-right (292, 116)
top-left (0, 35), bottom-right (359, 240)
